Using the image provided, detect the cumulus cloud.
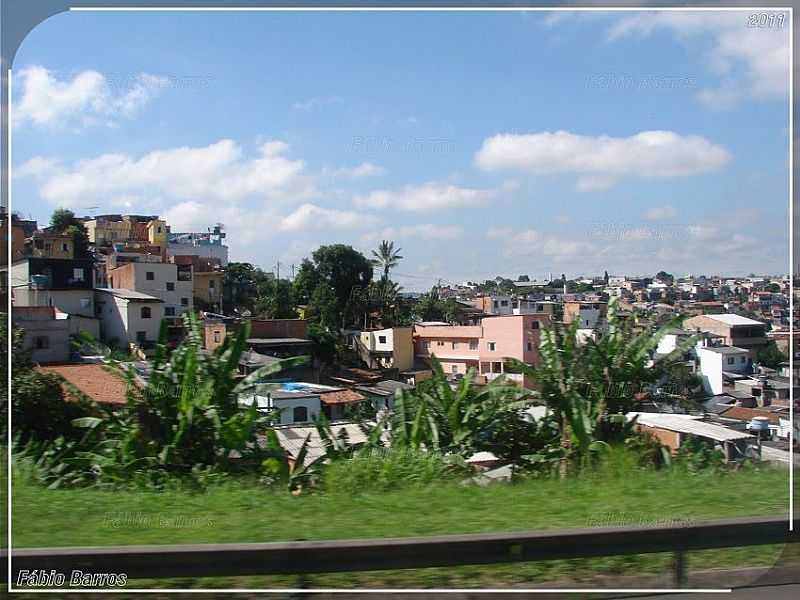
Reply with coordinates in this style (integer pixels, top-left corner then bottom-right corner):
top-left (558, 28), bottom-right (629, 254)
top-left (608, 11), bottom-right (789, 109)
top-left (18, 139), bottom-right (315, 208)
top-left (363, 223), bottom-right (463, 242)
top-left (475, 130), bottom-right (730, 191)
top-left (324, 162), bottom-right (386, 178)
top-left (13, 65), bottom-right (168, 128)
top-left (279, 203), bottom-right (377, 232)
top-left (354, 182), bottom-right (495, 212)
top-left (489, 227), bottom-right (594, 259)
top-left (644, 205), bottom-right (677, 220)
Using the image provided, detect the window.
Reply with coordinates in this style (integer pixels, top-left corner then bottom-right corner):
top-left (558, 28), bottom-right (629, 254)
top-left (146, 271), bottom-right (155, 281)
top-left (209, 279), bottom-right (215, 289)
top-left (437, 340), bottom-right (445, 347)
top-left (141, 306), bottom-right (152, 319)
top-left (531, 321), bottom-right (539, 329)
top-left (727, 357), bottom-right (735, 365)
top-left (469, 341), bottom-right (478, 350)
top-left (378, 335), bottom-right (387, 344)
top-left (213, 331), bottom-right (221, 343)
top-left (451, 365), bottom-right (458, 374)
top-left (537, 304), bottom-right (544, 311)
top-left (740, 357), bottom-right (746, 363)
top-left (585, 320), bottom-right (590, 327)
top-left (80, 298), bottom-right (90, 308)
top-left (164, 307), bottom-right (175, 316)
top-left (492, 361), bottom-right (502, 373)
top-left (157, 226), bottom-right (162, 233)
top-left (62, 243), bottom-right (69, 252)
top-left (136, 331), bottom-right (147, 343)
top-left (293, 406), bottom-right (308, 422)
top-left (166, 282), bottom-right (175, 291)
top-left (527, 342), bottom-right (533, 351)
top-left (493, 300), bottom-right (499, 308)
top-left (73, 268), bottom-right (84, 281)
top-left (34, 336), bottom-right (49, 350)
top-left (452, 342), bottom-right (458, 350)
top-left (181, 297), bottom-right (189, 306)
top-left (500, 300), bottom-right (508, 307)
top-left (488, 342), bottom-right (496, 351)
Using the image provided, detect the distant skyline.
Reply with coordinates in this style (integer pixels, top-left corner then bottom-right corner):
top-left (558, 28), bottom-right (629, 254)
top-left (10, 9), bottom-right (791, 290)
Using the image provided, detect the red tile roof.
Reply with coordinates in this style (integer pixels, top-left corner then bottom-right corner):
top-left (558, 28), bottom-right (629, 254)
top-left (719, 406), bottom-right (783, 425)
top-left (318, 389), bottom-right (367, 405)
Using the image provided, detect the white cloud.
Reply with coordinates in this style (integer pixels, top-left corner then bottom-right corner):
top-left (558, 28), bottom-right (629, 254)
top-left (475, 130), bottom-right (730, 191)
top-left (490, 227), bottom-right (594, 259)
top-left (608, 11), bottom-right (789, 109)
top-left (364, 223), bottom-right (462, 242)
top-left (324, 162), bottom-right (386, 178)
top-left (687, 224), bottom-right (719, 240)
top-left (354, 182), bottom-right (495, 212)
top-left (644, 205), bottom-right (677, 220)
top-left (279, 203), bottom-right (377, 232)
top-left (13, 65), bottom-right (167, 128)
top-left (19, 139), bottom-right (314, 208)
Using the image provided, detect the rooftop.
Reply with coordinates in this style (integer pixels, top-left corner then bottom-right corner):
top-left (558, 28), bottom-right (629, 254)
top-left (705, 314), bottom-right (766, 327)
top-left (38, 363), bottom-right (131, 405)
top-left (627, 412), bottom-right (754, 442)
top-left (95, 288), bottom-right (163, 302)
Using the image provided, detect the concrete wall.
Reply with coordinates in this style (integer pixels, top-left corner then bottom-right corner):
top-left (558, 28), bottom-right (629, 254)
top-left (96, 293), bottom-right (164, 348)
top-left (12, 307), bottom-right (71, 363)
top-left (250, 319), bottom-right (308, 339)
top-left (108, 262), bottom-right (193, 318)
top-left (13, 288), bottom-right (95, 318)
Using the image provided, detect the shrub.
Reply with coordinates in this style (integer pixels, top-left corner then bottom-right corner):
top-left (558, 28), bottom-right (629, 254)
top-left (324, 447), bottom-right (469, 494)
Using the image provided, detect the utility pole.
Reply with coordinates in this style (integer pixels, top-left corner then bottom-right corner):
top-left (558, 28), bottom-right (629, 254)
top-left (291, 263), bottom-right (295, 280)
top-left (275, 261), bottom-right (281, 281)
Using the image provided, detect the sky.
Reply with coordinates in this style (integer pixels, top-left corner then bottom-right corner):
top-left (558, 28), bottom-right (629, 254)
top-left (10, 9), bottom-right (791, 290)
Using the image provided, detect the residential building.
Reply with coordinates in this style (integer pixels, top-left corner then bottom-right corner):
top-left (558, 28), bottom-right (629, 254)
top-left (94, 288), bottom-right (164, 353)
top-left (28, 231), bottom-right (74, 259)
top-left (627, 412), bottom-right (756, 462)
top-left (563, 301), bottom-right (607, 329)
top-left (11, 306), bottom-right (71, 363)
top-left (683, 314), bottom-right (768, 355)
top-left (353, 327), bottom-right (414, 372)
top-left (414, 314), bottom-right (546, 386)
top-left (171, 255), bottom-right (224, 311)
top-left (10, 257), bottom-right (95, 317)
top-left (1, 210), bottom-right (35, 266)
top-left (107, 261), bottom-right (193, 322)
top-left (167, 224), bottom-right (229, 266)
top-left (84, 214), bottom-right (166, 247)
top-left (695, 342), bottom-right (751, 395)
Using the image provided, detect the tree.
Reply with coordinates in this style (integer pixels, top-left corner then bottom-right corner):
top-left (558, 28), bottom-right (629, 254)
top-left (656, 271), bottom-right (674, 284)
top-left (307, 284), bottom-right (339, 330)
top-left (518, 275), bottom-right (530, 282)
top-left (755, 341), bottom-right (787, 369)
top-left (224, 262), bottom-right (273, 313)
top-left (255, 279), bottom-right (297, 319)
top-left (293, 259), bottom-right (321, 305)
top-left (370, 240), bottom-right (403, 281)
top-left (309, 245), bottom-right (373, 327)
top-left (604, 271), bottom-right (609, 285)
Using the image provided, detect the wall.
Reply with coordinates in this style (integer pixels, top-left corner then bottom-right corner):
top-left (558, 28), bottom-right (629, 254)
top-left (96, 293), bottom-right (163, 348)
top-left (696, 347), bottom-right (724, 395)
top-left (13, 288), bottom-right (95, 318)
top-left (168, 242), bottom-right (229, 266)
top-left (193, 271), bottom-right (224, 307)
top-left (243, 393), bottom-right (321, 425)
top-left (109, 262), bottom-right (193, 318)
top-left (391, 327), bottom-right (414, 371)
top-left (18, 319), bottom-right (71, 363)
top-left (205, 321), bottom-right (227, 350)
top-left (250, 319), bottom-right (308, 339)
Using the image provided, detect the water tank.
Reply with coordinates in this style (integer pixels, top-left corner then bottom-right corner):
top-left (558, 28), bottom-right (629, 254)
top-left (749, 416), bottom-right (770, 433)
top-left (30, 274), bottom-right (49, 289)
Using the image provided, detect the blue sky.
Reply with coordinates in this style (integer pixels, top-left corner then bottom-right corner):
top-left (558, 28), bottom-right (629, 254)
top-left (10, 9), bottom-right (790, 290)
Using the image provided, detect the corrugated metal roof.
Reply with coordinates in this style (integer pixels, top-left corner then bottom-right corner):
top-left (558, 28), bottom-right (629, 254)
top-left (627, 412), bottom-right (754, 442)
top-left (706, 314), bottom-right (766, 326)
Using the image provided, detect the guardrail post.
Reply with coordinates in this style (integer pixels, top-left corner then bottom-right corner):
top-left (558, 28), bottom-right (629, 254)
top-left (673, 549), bottom-right (688, 587)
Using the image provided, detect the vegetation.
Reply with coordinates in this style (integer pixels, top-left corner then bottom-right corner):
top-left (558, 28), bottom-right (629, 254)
top-left (755, 340), bottom-right (787, 369)
top-left (48, 208), bottom-right (90, 258)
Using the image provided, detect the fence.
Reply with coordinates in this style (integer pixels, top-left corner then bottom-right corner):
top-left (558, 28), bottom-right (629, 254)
top-left (3, 515), bottom-right (797, 587)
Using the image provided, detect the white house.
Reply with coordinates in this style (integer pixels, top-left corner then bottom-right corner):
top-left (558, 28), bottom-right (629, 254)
top-left (355, 327), bottom-right (414, 371)
top-left (106, 262), bottom-right (193, 321)
top-left (239, 388), bottom-right (321, 425)
top-left (696, 343), bottom-right (750, 395)
top-left (95, 288), bottom-right (164, 351)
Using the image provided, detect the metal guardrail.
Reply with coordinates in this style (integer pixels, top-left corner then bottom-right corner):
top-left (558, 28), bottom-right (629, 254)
top-left (3, 516), bottom-right (797, 587)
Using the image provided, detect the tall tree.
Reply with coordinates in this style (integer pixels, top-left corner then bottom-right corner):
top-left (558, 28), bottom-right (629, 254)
top-left (370, 240), bottom-right (403, 281)
top-left (49, 208), bottom-right (89, 258)
top-left (310, 244), bottom-right (373, 327)
top-left (255, 279), bottom-right (297, 319)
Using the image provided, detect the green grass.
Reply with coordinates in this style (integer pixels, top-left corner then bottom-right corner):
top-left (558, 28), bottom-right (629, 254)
top-left (13, 464), bottom-right (790, 548)
top-left (10, 461), bottom-right (795, 590)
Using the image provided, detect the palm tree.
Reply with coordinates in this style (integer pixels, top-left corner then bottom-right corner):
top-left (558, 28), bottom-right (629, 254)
top-left (371, 240), bottom-right (403, 281)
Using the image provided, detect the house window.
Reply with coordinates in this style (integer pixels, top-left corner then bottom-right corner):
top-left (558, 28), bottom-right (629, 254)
top-left (378, 335), bottom-right (387, 344)
top-left (493, 300), bottom-right (499, 309)
top-left (469, 341), bottom-right (478, 350)
top-left (488, 342), bottom-right (496, 351)
top-left (451, 365), bottom-right (458, 374)
top-left (62, 243), bottom-right (69, 252)
top-left (500, 300), bottom-right (508, 307)
top-left (136, 331), bottom-right (147, 343)
top-left (34, 336), bottom-right (49, 350)
top-left (214, 331), bottom-right (221, 343)
top-left (166, 282), bottom-right (175, 291)
top-left (164, 307), bottom-right (175, 316)
top-left (727, 357), bottom-right (735, 365)
top-left (293, 406), bottom-right (308, 422)
top-left (537, 304), bottom-right (544, 311)
top-left (73, 268), bottom-right (84, 281)
top-left (527, 342), bottom-right (533, 351)
top-left (146, 271), bottom-right (155, 281)
top-left (492, 361), bottom-right (502, 373)
top-left (531, 322), bottom-right (539, 329)
top-left (740, 357), bottom-right (746, 363)
top-left (437, 341), bottom-right (445, 347)
top-left (141, 306), bottom-right (152, 319)
top-left (209, 279), bottom-right (215, 289)
top-left (452, 342), bottom-right (458, 350)
top-left (157, 226), bottom-right (162, 233)
top-left (181, 297), bottom-right (189, 306)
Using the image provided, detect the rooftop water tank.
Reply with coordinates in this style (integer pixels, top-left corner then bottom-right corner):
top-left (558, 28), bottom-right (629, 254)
top-left (30, 274), bottom-right (49, 289)
top-left (749, 416), bottom-right (770, 432)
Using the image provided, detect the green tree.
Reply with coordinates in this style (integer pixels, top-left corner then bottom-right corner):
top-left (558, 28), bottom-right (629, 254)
top-left (755, 341), bottom-right (787, 369)
top-left (293, 258), bottom-right (321, 304)
top-left (307, 284), bottom-right (339, 330)
top-left (255, 279), bottom-right (297, 319)
top-left (309, 244), bottom-right (373, 327)
top-left (223, 262), bottom-right (273, 313)
top-left (370, 240), bottom-right (403, 281)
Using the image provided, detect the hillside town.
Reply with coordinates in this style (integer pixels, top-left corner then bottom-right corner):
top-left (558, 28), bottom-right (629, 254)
top-left (3, 207), bottom-right (797, 472)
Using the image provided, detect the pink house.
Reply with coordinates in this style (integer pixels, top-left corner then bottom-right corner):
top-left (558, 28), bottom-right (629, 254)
top-left (413, 315), bottom-right (548, 387)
